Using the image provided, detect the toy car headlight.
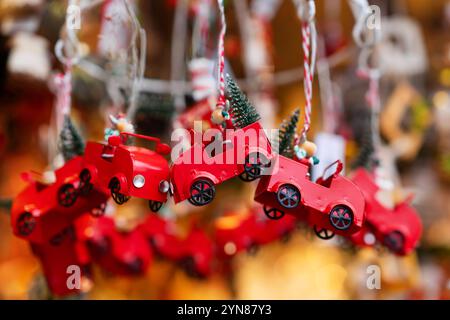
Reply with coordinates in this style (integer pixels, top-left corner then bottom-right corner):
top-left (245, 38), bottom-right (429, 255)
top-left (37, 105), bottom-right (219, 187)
top-left (159, 180), bottom-right (170, 193)
top-left (133, 174), bottom-right (146, 188)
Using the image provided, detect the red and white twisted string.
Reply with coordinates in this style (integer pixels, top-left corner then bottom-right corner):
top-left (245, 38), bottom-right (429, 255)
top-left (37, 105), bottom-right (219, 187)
top-left (297, 0), bottom-right (317, 143)
top-left (215, 0), bottom-right (227, 109)
top-left (300, 21), bottom-right (313, 142)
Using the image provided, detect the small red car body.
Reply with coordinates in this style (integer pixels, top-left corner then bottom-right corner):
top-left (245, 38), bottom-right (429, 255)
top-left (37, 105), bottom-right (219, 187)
top-left (214, 206), bottom-right (297, 258)
top-left (77, 215), bottom-right (152, 276)
top-left (171, 122), bottom-right (272, 206)
top-left (254, 155), bottom-right (365, 236)
top-left (82, 132), bottom-right (171, 212)
top-left (139, 215), bottom-right (213, 277)
top-left (349, 168), bottom-right (422, 255)
top-left (11, 156), bottom-right (109, 244)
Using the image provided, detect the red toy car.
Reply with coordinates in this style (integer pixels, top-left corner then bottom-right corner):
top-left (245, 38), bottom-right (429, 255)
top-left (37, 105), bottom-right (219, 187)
top-left (11, 156), bottom-right (109, 244)
top-left (82, 132), bottom-right (171, 212)
top-left (171, 122), bottom-right (272, 206)
top-left (254, 156), bottom-right (365, 238)
top-left (139, 215), bottom-right (213, 278)
top-left (214, 206), bottom-right (297, 259)
top-left (77, 215), bottom-right (152, 276)
top-left (348, 168), bottom-right (422, 255)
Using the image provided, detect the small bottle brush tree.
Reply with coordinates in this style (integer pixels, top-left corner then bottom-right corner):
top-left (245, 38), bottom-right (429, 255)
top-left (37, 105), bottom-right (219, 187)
top-left (278, 109), bottom-right (300, 158)
top-left (59, 115), bottom-right (85, 162)
top-left (226, 75), bottom-right (261, 129)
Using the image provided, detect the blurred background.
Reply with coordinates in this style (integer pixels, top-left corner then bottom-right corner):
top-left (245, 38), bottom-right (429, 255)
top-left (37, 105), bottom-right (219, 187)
top-left (0, 0), bottom-right (450, 300)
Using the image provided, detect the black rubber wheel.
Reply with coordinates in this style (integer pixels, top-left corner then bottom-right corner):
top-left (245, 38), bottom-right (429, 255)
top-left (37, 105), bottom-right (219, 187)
top-left (149, 200), bottom-right (163, 212)
top-left (314, 226), bottom-right (335, 240)
top-left (109, 178), bottom-right (130, 205)
top-left (189, 179), bottom-right (215, 206)
top-left (79, 169), bottom-right (93, 196)
top-left (277, 184), bottom-right (300, 209)
top-left (240, 152), bottom-right (269, 182)
top-left (384, 231), bottom-right (405, 254)
top-left (263, 206), bottom-right (285, 220)
top-left (329, 205), bottom-right (353, 231)
top-left (58, 183), bottom-right (78, 207)
top-left (17, 212), bottom-right (36, 236)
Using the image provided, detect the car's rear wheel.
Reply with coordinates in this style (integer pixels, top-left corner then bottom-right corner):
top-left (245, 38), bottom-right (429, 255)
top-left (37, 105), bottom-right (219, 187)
top-left (58, 183), bottom-right (78, 207)
top-left (384, 231), bottom-right (405, 254)
top-left (277, 184), bottom-right (300, 209)
top-left (329, 205), bottom-right (353, 231)
top-left (240, 152), bottom-right (269, 182)
top-left (109, 178), bottom-right (130, 205)
top-left (263, 206), bottom-right (285, 220)
top-left (189, 179), bottom-right (215, 206)
top-left (17, 212), bottom-right (36, 236)
top-left (149, 200), bottom-right (163, 212)
top-left (313, 226), bottom-right (335, 240)
top-left (79, 169), bottom-right (93, 196)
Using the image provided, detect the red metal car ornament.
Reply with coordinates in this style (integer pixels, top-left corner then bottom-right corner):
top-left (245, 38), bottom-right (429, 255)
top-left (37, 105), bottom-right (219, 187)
top-left (11, 156), bottom-right (109, 244)
top-left (82, 132), bottom-right (171, 212)
top-left (171, 122), bottom-right (272, 206)
top-left (254, 155), bottom-right (365, 238)
top-left (349, 168), bottom-right (422, 255)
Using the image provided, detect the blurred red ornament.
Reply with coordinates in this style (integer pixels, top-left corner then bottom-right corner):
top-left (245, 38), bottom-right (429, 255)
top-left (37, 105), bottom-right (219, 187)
top-left (348, 168), bottom-right (422, 255)
top-left (214, 206), bottom-right (297, 259)
top-left (139, 215), bottom-right (213, 278)
top-left (31, 224), bottom-right (90, 297)
top-left (77, 215), bottom-right (152, 276)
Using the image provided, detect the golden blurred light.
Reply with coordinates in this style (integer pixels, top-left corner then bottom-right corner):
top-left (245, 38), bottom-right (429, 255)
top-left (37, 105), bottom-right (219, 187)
top-left (224, 242), bottom-right (237, 256)
top-left (433, 91), bottom-right (450, 109)
top-left (440, 68), bottom-right (450, 87)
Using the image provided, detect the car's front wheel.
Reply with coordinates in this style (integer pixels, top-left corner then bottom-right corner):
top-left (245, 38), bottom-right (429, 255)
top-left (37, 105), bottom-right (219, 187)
top-left (189, 179), bottom-right (215, 206)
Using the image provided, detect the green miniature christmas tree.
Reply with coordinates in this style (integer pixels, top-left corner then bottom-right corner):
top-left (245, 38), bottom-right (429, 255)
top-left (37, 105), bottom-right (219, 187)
top-left (278, 108), bottom-right (300, 158)
top-left (226, 74), bottom-right (261, 129)
top-left (59, 115), bottom-right (85, 162)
